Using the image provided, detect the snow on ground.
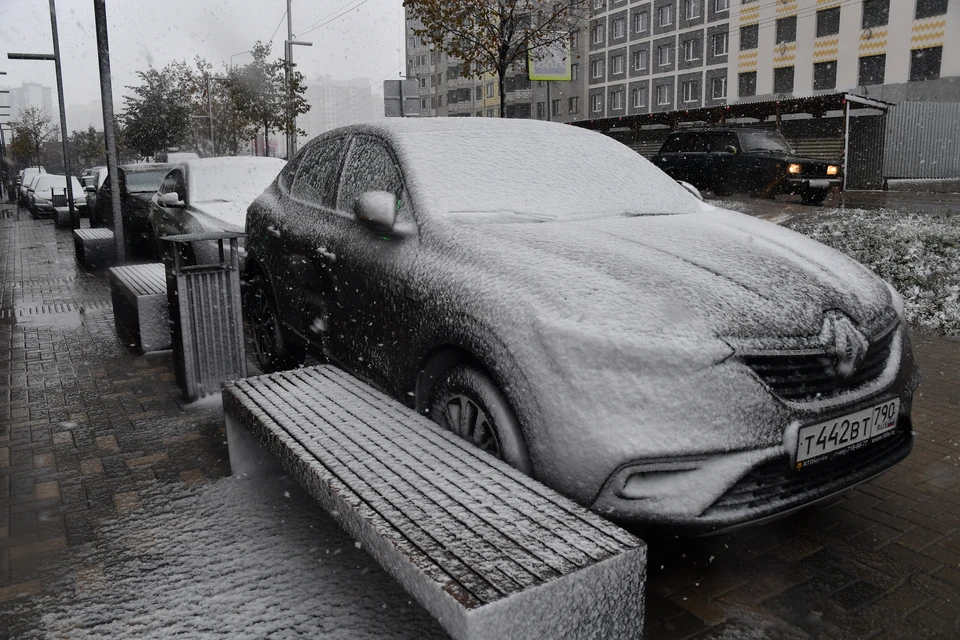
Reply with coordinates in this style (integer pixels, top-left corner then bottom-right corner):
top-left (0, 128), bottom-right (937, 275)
top-left (11, 476), bottom-right (448, 640)
top-left (785, 207), bottom-right (960, 336)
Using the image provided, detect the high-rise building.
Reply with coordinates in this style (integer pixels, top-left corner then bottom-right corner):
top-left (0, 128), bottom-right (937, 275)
top-left (298, 77), bottom-right (377, 142)
top-left (0, 82), bottom-right (55, 120)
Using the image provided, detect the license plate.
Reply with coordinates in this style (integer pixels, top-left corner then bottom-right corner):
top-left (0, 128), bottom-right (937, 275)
top-left (795, 398), bottom-right (900, 469)
top-left (809, 179), bottom-right (830, 189)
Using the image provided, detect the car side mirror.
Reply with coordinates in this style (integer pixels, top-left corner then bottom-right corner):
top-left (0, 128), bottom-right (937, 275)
top-left (85, 185), bottom-right (96, 193)
top-left (355, 191), bottom-right (397, 233)
top-left (677, 180), bottom-right (704, 201)
top-left (724, 145), bottom-right (738, 155)
top-left (159, 192), bottom-right (185, 208)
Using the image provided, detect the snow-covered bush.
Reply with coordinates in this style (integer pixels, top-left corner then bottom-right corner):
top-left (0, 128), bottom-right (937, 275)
top-left (786, 208), bottom-right (960, 336)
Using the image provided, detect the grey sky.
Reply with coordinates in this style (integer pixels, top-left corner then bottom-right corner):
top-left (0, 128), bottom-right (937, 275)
top-left (1, 0), bottom-right (404, 121)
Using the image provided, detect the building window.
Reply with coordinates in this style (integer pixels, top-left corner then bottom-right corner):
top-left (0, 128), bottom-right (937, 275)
top-left (611, 89), bottom-right (624, 110)
top-left (816, 8), bottom-right (841, 37)
top-left (632, 87), bottom-right (647, 108)
top-left (712, 32), bottom-right (728, 56)
top-left (915, 0), bottom-right (949, 19)
top-left (776, 16), bottom-right (797, 43)
top-left (658, 5), bottom-right (673, 27)
top-left (485, 83), bottom-right (494, 97)
top-left (738, 71), bottom-right (756, 97)
top-left (862, 0), bottom-right (890, 28)
top-left (632, 49), bottom-right (647, 71)
top-left (591, 59), bottom-right (605, 79)
top-left (571, 30), bottom-right (581, 48)
top-left (715, 0), bottom-right (730, 11)
top-left (421, 98), bottom-right (428, 110)
top-left (681, 80), bottom-right (698, 102)
top-left (910, 46), bottom-right (942, 81)
top-left (682, 39), bottom-right (699, 62)
top-left (611, 54), bottom-right (625, 74)
top-left (569, 96), bottom-right (579, 113)
top-left (486, 108), bottom-right (494, 117)
top-left (684, 0), bottom-right (702, 20)
top-left (656, 84), bottom-right (670, 105)
top-left (591, 93), bottom-right (603, 112)
top-left (571, 63), bottom-right (580, 80)
top-left (592, 24), bottom-right (604, 45)
top-left (593, 0), bottom-right (605, 9)
top-left (657, 43), bottom-right (673, 66)
top-left (858, 54), bottom-right (885, 85)
top-left (774, 66), bottom-right (795, 93)
top-left (813, 61), bottom-right (837, 90)
top-left (740, 23), bottom-right (758, 50)
top-left (633, 10), bottom-right (649, 33)
top-left (537, 102), bottom-right (546, 119)
top-left (613, 17), bottom-right (626, 39)
top-left (552, 99), bottom-right (561, 116)
top-left (711, 76), bottom-right (727, 99)
top-left (475, 86), bottom-right (483, 100)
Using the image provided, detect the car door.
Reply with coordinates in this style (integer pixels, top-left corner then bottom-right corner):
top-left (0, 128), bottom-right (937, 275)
top-left (653, 133), bottom-right (684, 179)
top-left (278, 135), bottom-right (351, 339)
top-left (706, 131), bottom-right (741, 193)
top-left (324, 134), bottom-right (419, 385)
top-left (152, 169), bottom-right (188, 246)
top-left (677, 132), bottom-right (709, 188)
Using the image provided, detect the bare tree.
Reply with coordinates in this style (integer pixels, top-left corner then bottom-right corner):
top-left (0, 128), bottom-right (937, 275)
top-left (404, 0), bottom-right (584, 118)
top-left (10, 107), bottom-right (60, 168)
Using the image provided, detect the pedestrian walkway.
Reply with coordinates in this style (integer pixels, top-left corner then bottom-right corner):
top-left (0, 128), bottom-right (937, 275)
top-left (1, 203), bottom-right (959, 638)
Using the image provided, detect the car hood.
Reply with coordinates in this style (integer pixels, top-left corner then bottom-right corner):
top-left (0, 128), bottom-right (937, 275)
top-left (428, 207), bottom-right (891, 341)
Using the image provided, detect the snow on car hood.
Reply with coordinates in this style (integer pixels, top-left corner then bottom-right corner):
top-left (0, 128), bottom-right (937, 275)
top-left (191, 200), bottom-right (247, 230)
top-left (427, 206), bottom-right (892, 341)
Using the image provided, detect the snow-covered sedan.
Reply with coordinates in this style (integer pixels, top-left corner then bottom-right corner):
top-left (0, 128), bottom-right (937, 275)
top-left (243, 119), bottom-right (919, 533)
top-left (149, 156), bottom-right (286, 263)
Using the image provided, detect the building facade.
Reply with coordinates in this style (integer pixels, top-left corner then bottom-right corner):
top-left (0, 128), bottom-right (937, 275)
top-left (298, 77), bottom-right (377, 142)
top-left (0, 82), bottom-right (55, 120)
top-left (404, 1), bottom-right (958, 121)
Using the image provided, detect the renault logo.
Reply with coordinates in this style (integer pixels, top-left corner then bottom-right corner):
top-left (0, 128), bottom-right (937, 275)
top-left (822, 313), bottom-right (869, 380)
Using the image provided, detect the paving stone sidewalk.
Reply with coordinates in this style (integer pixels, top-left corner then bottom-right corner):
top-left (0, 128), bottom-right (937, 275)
top-left (1, 205), bottom-right (959, 638)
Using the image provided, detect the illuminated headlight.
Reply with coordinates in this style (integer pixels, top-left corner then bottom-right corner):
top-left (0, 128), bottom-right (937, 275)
top-left (787, 163), bottom-right (802, 174)
top-left (827, 165), bottom-right (839, 176)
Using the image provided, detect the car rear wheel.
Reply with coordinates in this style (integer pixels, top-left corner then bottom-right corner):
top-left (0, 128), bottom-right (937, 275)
top-left (428, 364), bottom-right (532, 474)
top-left (801, 188), bottom-right (829, 205)
top-left (246, 275), bottom-right (305, 373)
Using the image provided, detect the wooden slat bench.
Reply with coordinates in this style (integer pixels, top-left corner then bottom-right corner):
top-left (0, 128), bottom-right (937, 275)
top-left (108, 263), bottom-right (170, 353)
top-left (73, 228), bottom-right (116, 269)
top-left (223, 365), bottom-right (647, 640)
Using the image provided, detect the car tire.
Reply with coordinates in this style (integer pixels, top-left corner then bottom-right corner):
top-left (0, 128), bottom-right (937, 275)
top-left (246, 275), bottom-right (305, 373)
top-left (801, 188), bottom-right (829, 205)
top-left (428, 364), bottom-right (532, 474)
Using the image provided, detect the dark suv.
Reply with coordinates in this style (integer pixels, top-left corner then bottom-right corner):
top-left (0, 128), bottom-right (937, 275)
top-left (652, 128), bottom-right (842, 204)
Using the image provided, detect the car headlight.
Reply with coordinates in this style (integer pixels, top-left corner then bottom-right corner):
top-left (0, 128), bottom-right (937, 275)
top-left (787, 163), bottom-right (802, 174)
top-left (827, 165), bottom-right (839, 176)
top-left (35, 197), bottom-right (50, 205)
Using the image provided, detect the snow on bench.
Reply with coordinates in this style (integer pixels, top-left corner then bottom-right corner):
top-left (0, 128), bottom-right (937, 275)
top-left (222, 365), bottom-right (647, 640)
top-left (73, 228), bottom-right (115, 269)
top-left (108, 263), bottom-right (170, 354)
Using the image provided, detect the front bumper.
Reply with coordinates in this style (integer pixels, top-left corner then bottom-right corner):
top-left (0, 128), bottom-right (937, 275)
top-left (785, 177), bottom-right (842, 193)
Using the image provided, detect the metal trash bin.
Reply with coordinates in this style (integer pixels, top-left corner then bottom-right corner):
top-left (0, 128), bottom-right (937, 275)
top-left (161, 231), bottom-right (247, 401)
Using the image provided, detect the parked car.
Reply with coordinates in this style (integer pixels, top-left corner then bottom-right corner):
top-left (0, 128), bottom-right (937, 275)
top-left (82, 166), bottom-right (108, 218)
top-left (148, 157), bottom-right (286, 263)
top-left (652, 128), bottom-right (842, 204)
top-left (28, 174), bottom-right (85, 224)
top-left (243, 119), bottom-right (917, 533)
top-left (93, 163), bottom-right (173, 257)
top-left (17, 166), bottom-right (46, 206)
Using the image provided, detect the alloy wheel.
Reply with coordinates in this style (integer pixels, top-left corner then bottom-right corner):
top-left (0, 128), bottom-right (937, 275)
top-left (439, 394), bottom-right (502, 459)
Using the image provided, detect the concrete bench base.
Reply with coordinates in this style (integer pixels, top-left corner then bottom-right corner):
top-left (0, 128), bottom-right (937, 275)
top-left (74, 228), bottom-right (116, 270)
top-left (223, 365), bottom-right (647, 640)
top-left (109, 263), bottom-right (170, 353)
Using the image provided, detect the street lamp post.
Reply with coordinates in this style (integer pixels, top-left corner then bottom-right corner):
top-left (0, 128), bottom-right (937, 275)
top-left (7, 0), bottom-right (78, 228)
top-left (93, 0), bottom-right (125, 264)
top-left (284, 0), bottom-right (312, 159)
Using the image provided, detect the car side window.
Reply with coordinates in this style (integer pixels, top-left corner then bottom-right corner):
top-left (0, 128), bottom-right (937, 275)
top-left (707, 132), bottom-right (739, 152)
top-left (291, 136), bottom-right (348, 208)
top-left (158, 170), bottom-right (185, 201)
top-left (660, 133), bottom-right (684, 153)
top-left (337, 136), bottom-right (411, 223)
top-left (680, 133), bottom-right (708, 153)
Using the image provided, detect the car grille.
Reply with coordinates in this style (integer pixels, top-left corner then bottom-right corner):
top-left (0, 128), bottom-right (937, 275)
top-left (742, 323), bottom-right (897, 401)
top-left (704, 428), bottom-right (909, 516)
top-left (52, 193), bottom-right (67, 207)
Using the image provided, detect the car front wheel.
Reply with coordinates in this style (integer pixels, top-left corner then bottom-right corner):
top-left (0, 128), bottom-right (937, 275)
top-left (428, 364), bottom-right (532, 474)
top-left (246, 275), bottom-right (305, 373)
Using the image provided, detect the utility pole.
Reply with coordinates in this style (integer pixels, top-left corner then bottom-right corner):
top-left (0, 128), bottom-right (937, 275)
top-left (93, 0), bottom-right (125, 264)
top-left (207, 73), bottom-right (215, 156)
top-left (284, 0), bottom-right (311, 159)
top-left (47, 0), bottom-right (76, 228)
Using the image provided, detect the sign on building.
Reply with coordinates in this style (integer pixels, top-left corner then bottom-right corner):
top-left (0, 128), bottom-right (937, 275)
top-left (528, 37), bottom-right (572, 81)
top-left (384, 79), bottom-right (422, 117)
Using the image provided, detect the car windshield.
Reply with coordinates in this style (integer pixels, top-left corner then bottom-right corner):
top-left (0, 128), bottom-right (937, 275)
top-left (392, 122), bottom-right (701, 220)
top-left (124, 169), bottom-right (170, 193)
top-left (738, 131), bottom-right (794, 154)
top-left (33, 175), bottom-right (83, 194)
top-left (188, 159), bottom-right (286, 204)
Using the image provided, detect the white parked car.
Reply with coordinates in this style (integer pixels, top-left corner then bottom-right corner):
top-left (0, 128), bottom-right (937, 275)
top-left (148, 156), bottom-right (286, 263)
top-left (28, 174), bottom-right (85, 225)
top-left (18, 166), bottom-right (46, 205)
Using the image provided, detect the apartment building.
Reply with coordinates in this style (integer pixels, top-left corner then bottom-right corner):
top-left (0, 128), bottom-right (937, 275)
top-left (0, 82), bottom-right (55, 119)
top-left (299, 76), bottom-right (377, 141)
